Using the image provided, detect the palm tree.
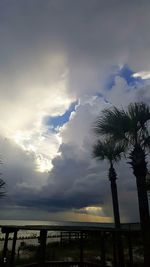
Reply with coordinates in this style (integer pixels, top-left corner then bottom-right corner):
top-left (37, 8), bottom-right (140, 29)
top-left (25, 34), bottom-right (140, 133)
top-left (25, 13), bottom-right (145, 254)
top-left (93, 138), bottom-right (125, 267)
top-left (94, 102), bottom-right (150, 267)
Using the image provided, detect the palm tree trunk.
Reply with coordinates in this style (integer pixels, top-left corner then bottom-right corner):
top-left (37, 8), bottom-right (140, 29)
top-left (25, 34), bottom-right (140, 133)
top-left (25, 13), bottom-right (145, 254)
top-left (136, 175), bottom-right (150, 231)
top-left (136, 176), bottom-right (150, 267)
top-left (110, 178), bottom-right (120, 228)
top-left (129, 145), bottom-right (150, 267)
top-left (109, 163), bottom-right (125, 267)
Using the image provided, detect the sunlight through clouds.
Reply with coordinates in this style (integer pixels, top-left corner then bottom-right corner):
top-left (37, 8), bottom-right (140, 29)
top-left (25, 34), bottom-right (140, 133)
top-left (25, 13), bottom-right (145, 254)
top-left (0, 52), bottom-right (75, 173)
top-left (1, 0), bottom-right (150, 222)
top-left (12, 125), bottom-right (63, 172)
top-left (79, 206), bottom-right (103, 216)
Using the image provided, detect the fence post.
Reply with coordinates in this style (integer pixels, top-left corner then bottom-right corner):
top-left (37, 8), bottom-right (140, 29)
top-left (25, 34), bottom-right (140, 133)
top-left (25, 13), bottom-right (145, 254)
top-left (80, 231), bottom-right (84, 267)
top-left (39, 229), bottom-right (47, 265)
top-left (10, 230), bottom-right (18, 267)
top-left (112, 231), bottom-right (117, 267)
top-left (2, 231), bottom-right (9, 266)
top-left (127, 231), bottom-right (133, 267)
top-left (101, 231), bottom-right (106, 267)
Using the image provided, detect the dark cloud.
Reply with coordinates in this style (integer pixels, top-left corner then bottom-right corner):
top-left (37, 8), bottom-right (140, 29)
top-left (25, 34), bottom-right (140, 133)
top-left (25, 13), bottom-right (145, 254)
top-left (0, 1), bottom-right (150, 222)
top-left (1, 83), bottom-right (149, 222)
top-left (0, 136), bottom-right (139, 222)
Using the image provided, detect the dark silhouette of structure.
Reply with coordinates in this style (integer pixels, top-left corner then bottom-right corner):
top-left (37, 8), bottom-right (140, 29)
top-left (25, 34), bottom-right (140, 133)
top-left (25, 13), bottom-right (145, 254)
top-left (0, 223), bottom-right (139, 267)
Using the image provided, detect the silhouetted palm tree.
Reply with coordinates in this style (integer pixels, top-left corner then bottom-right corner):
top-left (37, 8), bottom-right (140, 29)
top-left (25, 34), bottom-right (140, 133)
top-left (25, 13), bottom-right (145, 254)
top-left (93, 139), bottom-right (125, 227)
top-left (93, 138), bottom-right (125, 267)
top-left (94, 102), bottom-right (150, 267)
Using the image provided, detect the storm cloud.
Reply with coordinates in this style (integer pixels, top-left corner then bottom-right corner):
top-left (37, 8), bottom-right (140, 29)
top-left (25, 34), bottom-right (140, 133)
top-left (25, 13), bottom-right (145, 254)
top-left (0, 0), bottom-right (150, 222)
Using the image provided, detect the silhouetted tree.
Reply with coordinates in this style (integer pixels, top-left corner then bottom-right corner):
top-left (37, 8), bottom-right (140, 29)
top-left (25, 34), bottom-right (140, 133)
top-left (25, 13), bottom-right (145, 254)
top-left (94, 102), bottom-right (150, 267)
top-left (93, 138), bottom-right (125, 267)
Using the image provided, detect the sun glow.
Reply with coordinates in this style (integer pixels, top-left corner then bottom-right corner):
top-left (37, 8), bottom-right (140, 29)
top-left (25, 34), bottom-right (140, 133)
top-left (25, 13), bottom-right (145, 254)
top-left (84, 206), bottom-right (102, 212)
top-left (78, 206), bottom-right (103, 216)
top-left (13, 130), bottom-right (62, 173)
top-left (13, 131), bottom-right (37, 152)
top-left (36, 154), bottom-right (53, 172)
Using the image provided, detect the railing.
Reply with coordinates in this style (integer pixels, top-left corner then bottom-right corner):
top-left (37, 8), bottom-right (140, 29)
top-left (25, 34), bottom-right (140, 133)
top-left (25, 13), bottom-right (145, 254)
top-left (17, 262), bottom-right (101, 267)
top-left (0, 224), bottom-right (141, 267)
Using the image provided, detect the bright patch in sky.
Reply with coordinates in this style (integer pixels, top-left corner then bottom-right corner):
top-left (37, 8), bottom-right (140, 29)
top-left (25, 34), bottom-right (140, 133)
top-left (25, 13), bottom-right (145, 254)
top-left (132, 71), bottom-right (150, 80)
top-left (11, 64), bottom-right (145, 173)
top-left (1, 0), bottom-right (150, 223)
top-left (8, 64), bottom-right (147, 175)
top-left (13, 130), bottom-right (63, 172)
top-left (83, 206), bottom-right (102, 215)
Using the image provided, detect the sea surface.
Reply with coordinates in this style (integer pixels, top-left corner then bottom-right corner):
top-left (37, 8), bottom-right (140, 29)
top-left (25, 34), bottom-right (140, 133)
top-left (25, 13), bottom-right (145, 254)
top-left (0, 219), bottom-right (113, 227)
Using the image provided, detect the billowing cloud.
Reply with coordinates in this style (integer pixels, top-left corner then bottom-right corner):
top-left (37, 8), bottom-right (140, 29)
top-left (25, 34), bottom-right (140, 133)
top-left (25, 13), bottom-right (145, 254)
top-left (1, 81), bottom-right (148, 222)
top-left (0, 1), bottom-right (150, 222)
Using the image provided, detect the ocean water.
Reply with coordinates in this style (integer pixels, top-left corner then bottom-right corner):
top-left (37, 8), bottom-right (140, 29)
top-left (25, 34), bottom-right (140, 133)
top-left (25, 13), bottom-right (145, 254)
top-left (0, 219), bottom-right (113, 227)
top-left (0, 220), bottom-right (58, 251)
top-left (0, 219), bottom-right (113, 238)
top-left (0, 220), bottom-right (61, 226)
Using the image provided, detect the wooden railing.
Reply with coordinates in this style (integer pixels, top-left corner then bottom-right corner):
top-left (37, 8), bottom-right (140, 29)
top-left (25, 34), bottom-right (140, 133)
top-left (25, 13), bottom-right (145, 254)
top-left (0, 224), bottom-right (141, 267)
top-left (17, 262), bottom-right (101, 267)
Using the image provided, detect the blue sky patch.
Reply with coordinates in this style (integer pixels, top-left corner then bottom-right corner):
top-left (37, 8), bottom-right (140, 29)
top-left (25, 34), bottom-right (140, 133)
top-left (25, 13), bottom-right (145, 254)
top-left (44, 100), bottom-right (78, 130)
top-left (119, 65), bottom-right (142, 85)
top-left (105, 64), bottom-right (143, 90)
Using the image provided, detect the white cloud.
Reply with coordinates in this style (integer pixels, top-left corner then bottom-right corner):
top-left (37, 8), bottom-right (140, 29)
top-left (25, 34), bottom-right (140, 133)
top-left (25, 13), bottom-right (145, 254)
top-left (105, 76), bottom-right (150, 107)
top-left (133, 71), bottom-right (150, 80)
top-left (1, 78), bottom-right (150, 221)
top-left (0, 137), bottom-right (49, 196)
top-left (60, 97), bottom-right (108, 148)
top-left (0, 52), bottom-right (74, 172)
top-left (1, 1), bottom-right (150, 221)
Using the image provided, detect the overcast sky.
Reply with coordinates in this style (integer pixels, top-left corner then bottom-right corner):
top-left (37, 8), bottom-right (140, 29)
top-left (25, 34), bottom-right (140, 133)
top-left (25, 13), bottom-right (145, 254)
top-left (0, 0), bottom-right (150, 223)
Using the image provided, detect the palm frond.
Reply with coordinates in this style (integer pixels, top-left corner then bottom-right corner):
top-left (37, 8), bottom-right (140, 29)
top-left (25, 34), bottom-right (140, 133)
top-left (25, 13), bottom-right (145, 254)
top-left (92, 138), bottom-right (126, 163)
top-left (94, 102), bottom-right (150, 149)
top-left (143, 135), bottom-right (150, 151)
top-left (127, 103), bottom-right (150, 140)
top-left (94, 107), bottom-right (130, 142)
top-left (128, 102), bottom-right (150, 127)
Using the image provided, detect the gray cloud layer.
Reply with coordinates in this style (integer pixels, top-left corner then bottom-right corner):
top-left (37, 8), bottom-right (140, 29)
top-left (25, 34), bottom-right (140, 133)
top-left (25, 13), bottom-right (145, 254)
top-left (1, 0), bottom-right (150, 96)
top-left (0, 0), bottom-right (150, 222)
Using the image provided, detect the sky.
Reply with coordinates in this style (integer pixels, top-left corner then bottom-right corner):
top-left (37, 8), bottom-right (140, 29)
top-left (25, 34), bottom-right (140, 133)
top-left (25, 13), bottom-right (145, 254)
top-left (0, 0), bottom-right (150, 223)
